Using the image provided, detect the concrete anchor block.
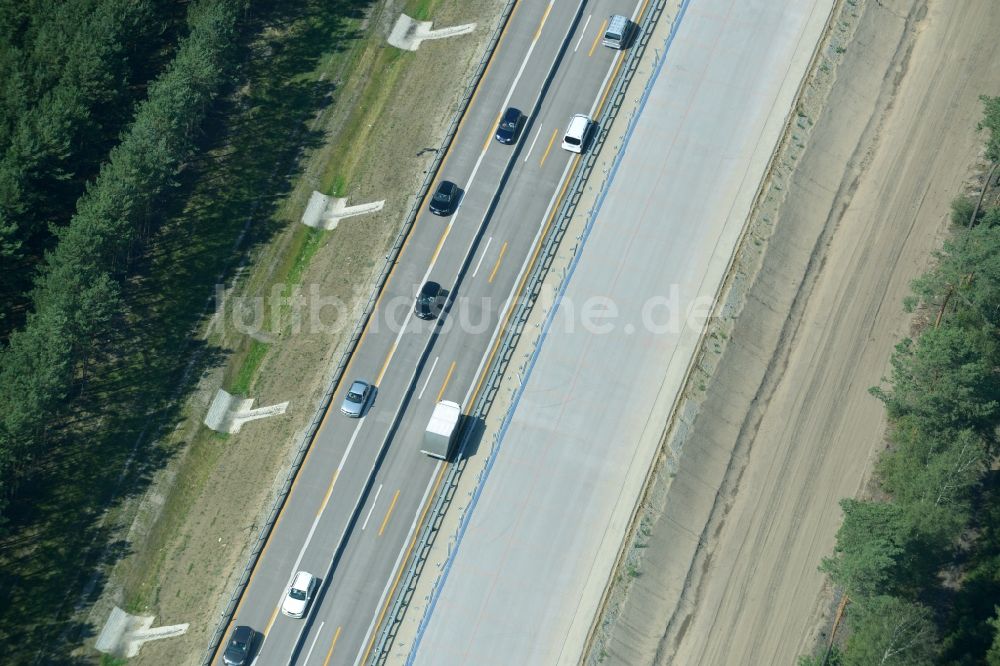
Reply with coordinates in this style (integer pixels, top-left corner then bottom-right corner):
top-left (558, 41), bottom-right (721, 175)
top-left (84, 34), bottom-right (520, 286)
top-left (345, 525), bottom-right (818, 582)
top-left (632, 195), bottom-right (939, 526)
top-left (204, 389), bottom-right (289, 434)
top-left (95, 606), bottom-right (189, 658)
top-left (301, 191), bottom-right (385, 230)
top-left (387, 13), bottom-right (476, 51)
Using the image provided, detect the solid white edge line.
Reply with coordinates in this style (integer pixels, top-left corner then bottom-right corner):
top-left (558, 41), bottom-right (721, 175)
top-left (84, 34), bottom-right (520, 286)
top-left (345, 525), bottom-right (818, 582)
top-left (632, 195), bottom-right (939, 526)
top-left (270, 6), bottom-right (551, 659)
top-left (630, 0), bottom-right (644, 21)
top-left (306, 0), bottom-right (590, 661)
top-left (352, 466), bottom-right (441, 666)
top-left (350, 2), bottom-right (590, 660)
top-left (462, 156), bottom-right (574, 410)
top-left (588, 53), bottom-right (621, 120)
top-left (431, 0), bottom-right (551, 261)
top-left (277, 414), bottom-right (365, 618)
top-left (336, 418), bottom-right (367, 475)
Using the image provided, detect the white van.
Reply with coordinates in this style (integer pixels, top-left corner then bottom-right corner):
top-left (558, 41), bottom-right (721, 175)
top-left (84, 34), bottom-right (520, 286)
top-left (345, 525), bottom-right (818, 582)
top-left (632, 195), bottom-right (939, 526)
top-left (561, 114), bottom-right (593, 153)
top-left (602, 15), bottom-right (633, 49)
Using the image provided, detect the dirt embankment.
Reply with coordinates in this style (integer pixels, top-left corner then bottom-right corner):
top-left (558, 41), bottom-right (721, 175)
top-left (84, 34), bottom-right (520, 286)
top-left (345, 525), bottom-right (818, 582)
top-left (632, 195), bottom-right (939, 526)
top-left (588, 0), bottom-right (1000, 664)
top-left (85, 1), bottom-right (506, 664)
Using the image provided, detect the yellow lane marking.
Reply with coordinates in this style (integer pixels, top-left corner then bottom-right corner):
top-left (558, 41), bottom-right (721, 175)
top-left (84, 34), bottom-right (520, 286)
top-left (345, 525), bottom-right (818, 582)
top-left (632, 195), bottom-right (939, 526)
top-left (356, 1), bottom-right (657, 660)
top-left (589, 19), bottom-right (607, 57)
top-left (375, 341), bottom-right (398, 386)
top-left (264, 604), bottom-right (280, 636)
top-left (317, 471), bottom-right (339, 518)
top-left (374, 215), bottom-right (451, 386)
top-left (322, 626), bottom-right (343, 666)
top-left (436, 0), bottom-right (519, 179)
top-left (208, 3), bottom-right (527, 663)
top-left (488, 241), bottom-right (508, 284)
top-left (484, 110), bottom-right (502, 152)
top-left (360, 465), bottom-right (448, 664)
top-left (468, 161), bottom-right (576, 407)
top-left (430, 224), bottom-right (452, 266)
top-left (436, 361), bottom-right (457, 402)
top-left (378, 490), bottom-right (401, 536)
top-left (534, 3), bottom-right (553, 40)
top-left (539, 127), bottom-right (559, 167)
top-left (593, 48), bottom-right (626, 118)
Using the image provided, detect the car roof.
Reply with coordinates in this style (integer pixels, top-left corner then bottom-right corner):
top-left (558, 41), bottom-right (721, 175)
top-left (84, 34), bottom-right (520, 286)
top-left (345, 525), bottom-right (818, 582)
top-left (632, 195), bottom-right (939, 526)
top-left (608, 14), bottom-right (629, 29)
top-left (567, 114), bottom-right (590, 135)
top-left (437, 180), bottom-right (456, 190)
top-left (291, 571), bottom-right (314, 587)
top-left (232, 625), bottom-right (252, 639)
top-left (420, 281), bottom-right (439, 294)
top-left (503, 107), bottom-right (520, 119)
top-left (349, 380), bottom-right (368, 391)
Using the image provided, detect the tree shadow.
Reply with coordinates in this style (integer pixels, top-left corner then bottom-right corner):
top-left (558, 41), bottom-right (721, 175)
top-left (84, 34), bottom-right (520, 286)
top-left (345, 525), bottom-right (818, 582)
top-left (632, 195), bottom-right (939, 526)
top-left (0, 0), bottom-right (373, 662)
top-left (938, 471), bottom-right (1000, 665)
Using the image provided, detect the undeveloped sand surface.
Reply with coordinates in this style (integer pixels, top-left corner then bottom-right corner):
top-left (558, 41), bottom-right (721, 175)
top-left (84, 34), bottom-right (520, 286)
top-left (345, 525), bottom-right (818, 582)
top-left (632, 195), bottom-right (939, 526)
top-left (589, 0), bottom-right (1000, 664)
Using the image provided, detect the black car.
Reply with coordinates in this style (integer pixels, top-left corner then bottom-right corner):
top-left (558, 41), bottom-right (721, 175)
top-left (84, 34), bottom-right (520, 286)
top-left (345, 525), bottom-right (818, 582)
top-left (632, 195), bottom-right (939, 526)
top-left (222, 625), bottom-right (255, 666)
top-left (415, 281), bottom-right (442, 320)
top-left (495, 107), bottom-right (523, 144)
top-left (429, 180), bottom-right (459, 216)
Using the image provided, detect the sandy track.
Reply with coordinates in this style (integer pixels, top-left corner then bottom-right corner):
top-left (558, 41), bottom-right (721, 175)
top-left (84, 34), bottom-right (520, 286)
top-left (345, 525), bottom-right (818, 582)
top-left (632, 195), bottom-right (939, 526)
top-left (591, 1), bottom-right (1000, 664)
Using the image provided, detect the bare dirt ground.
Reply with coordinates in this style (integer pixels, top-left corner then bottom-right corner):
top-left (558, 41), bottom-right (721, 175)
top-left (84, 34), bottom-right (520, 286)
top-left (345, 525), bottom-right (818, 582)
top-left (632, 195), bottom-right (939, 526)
top-left (81, 1), bottom-right (506, 664)
top-left (588, 0), bottom-right (1000, 664)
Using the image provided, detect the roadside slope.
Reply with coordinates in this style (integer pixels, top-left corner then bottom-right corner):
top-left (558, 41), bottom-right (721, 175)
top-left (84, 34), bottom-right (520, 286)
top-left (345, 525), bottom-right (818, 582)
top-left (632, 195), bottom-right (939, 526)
top-left (590, 0), bottom-right (1000, 664)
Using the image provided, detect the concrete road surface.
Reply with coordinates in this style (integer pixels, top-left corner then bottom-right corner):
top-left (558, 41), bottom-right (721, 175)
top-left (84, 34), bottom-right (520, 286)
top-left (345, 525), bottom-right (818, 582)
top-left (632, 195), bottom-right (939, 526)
top-left (215, 1), bottom-right (647, 664)
top-left (409, 0), bottom-right (836, 664)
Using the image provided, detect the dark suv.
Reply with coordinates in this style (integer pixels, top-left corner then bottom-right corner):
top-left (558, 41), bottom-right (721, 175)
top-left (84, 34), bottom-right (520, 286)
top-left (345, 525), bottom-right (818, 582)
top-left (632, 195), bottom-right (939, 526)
top-left (495, 107), bottom-right (523, 144)
top-left (223, 625), bottom-right (255, 666)
top-left (415, 281), bottom-right (442, 320)
top-left (429, 180), bottom-right (459, 216)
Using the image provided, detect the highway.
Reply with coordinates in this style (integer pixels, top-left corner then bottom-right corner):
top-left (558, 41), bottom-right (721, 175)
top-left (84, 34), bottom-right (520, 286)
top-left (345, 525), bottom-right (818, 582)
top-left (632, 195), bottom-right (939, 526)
top-left (219, 1), bottom-right (645, 664)
top-left (409, 0), bottom-right (837, 664)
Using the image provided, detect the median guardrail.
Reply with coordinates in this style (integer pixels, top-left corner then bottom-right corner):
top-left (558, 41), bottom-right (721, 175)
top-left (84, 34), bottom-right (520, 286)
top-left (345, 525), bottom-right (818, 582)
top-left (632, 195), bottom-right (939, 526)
top-left (368, 1), bottom-right (671, 662)
top-left (201, 2), bottom-right (519, 663)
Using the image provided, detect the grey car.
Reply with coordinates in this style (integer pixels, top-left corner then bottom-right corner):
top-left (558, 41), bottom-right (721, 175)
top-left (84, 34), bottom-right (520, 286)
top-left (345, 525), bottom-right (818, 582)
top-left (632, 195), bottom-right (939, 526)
top-left (340, 380), bottom-right (373, 417)
top-left (222, 625), bottom-right (254, 666)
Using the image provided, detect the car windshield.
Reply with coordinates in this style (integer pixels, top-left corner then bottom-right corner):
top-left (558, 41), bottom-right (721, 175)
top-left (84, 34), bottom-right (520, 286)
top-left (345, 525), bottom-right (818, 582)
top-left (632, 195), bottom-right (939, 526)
top-left (433, 189), bottom-right (451, 202)
top-left (347, 390), bottom-right (363, 402)
top-left (289, 588), bottom-right (307, 601)
top-left (230, 637), bottom-right (248, 650)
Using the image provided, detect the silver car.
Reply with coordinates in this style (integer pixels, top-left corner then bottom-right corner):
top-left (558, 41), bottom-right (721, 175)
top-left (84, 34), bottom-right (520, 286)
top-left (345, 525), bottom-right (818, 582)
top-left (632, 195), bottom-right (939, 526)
top-left (340, 380), bottom-right (372, 417)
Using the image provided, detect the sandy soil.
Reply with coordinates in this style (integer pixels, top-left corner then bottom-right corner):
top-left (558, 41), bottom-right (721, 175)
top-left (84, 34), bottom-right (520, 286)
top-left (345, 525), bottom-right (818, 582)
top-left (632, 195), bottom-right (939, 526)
top-left (86, 1), bottom-right (507, 664)
top-left (588, 0), bottom-right (1000, 664)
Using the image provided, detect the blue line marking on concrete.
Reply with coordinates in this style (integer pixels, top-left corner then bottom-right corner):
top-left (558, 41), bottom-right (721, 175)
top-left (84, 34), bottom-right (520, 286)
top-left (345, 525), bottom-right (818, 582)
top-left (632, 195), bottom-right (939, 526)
top-left (407, 1), bottom-right (692, 661)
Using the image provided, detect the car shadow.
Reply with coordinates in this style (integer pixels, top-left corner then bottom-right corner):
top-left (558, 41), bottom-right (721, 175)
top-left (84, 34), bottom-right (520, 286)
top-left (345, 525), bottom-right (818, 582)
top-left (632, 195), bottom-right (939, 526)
top-left (453, 413), bottom-right (485, 462)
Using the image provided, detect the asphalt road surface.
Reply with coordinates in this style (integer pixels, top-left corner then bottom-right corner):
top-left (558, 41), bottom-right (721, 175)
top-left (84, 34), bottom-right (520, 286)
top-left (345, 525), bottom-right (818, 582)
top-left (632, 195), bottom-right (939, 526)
top-left (220, 1), bottom-right (645, 664)
top-left (409, 0), bottom-right (836, 664)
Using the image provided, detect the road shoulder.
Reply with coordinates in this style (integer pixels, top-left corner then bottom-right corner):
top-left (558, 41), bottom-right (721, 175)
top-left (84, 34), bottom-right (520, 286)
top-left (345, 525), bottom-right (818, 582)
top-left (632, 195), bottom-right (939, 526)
top-left (586, 0), bottom-right (1000, 664)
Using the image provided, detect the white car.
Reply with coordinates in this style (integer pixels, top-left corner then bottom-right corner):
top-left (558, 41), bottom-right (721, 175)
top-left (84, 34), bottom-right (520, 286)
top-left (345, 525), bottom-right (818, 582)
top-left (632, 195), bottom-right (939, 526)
top-left (561, 114), bottom-right (594, 153)
top-left (281, 571), bottom-right (318, 618)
